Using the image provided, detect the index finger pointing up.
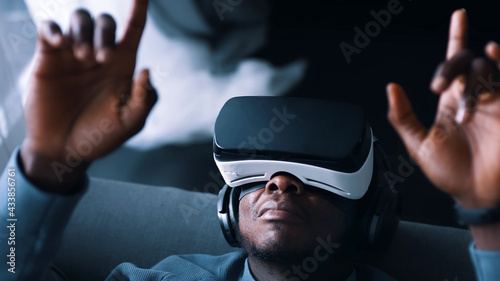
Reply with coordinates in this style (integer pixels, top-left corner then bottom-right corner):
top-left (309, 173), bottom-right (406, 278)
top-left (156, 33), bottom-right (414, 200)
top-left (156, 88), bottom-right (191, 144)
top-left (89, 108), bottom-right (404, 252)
top-left (446, 9), bottom-right (468, 60)
top-left (121, 0), bottom-right (149, 52)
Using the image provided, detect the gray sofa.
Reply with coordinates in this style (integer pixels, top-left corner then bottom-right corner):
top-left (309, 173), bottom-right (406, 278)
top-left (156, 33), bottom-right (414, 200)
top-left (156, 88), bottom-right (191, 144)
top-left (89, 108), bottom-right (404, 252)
top-left (51, 178), bottom-right (476, 281)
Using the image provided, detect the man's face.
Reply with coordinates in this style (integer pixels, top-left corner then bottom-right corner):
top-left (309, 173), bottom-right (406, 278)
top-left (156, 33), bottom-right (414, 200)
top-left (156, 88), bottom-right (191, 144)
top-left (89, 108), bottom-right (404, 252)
top-left (238, 172), bottom-right (355, 263)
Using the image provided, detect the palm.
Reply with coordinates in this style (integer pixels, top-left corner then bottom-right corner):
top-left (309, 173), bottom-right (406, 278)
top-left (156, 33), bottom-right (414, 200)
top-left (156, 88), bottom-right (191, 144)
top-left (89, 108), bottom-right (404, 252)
top-left (388, 9), bottom-right (500, 207)
top-left (27, 45), bottom-right (136, 159)
top-left (424, 78), bottom-right (500, 205)
top-left (24, 0), bottom-right (154, 163)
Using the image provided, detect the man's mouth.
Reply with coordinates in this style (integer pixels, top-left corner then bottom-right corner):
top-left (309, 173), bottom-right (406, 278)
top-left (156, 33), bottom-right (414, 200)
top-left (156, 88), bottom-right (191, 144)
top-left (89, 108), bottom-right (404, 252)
top-left (258, 200), bottom-right (308, 223)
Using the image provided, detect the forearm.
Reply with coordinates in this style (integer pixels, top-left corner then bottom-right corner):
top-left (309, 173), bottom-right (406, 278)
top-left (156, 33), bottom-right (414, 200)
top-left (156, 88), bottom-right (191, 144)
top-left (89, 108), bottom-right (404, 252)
top-left (0, 148), bottom-right (88, 280)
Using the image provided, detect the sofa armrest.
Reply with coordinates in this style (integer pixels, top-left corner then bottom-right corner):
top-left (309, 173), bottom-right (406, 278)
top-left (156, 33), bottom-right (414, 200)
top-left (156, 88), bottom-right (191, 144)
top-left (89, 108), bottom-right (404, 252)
top-left (361, 221), bottom-right (475, 281)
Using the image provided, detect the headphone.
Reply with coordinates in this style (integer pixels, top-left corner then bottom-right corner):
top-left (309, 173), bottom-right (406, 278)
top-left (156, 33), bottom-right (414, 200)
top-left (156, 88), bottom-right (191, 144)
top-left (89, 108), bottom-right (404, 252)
top-left (217, 137), bottom-right (401, 250)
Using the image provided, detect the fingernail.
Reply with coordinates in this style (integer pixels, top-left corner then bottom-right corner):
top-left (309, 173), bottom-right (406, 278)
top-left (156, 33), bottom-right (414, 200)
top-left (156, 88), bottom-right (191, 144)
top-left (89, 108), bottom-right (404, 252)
top-left (431, 76), bottom-right (447, 92)
top-left (386, 82), bottom-right (393, 92)
top-left (96, 48), bottom-right (112, 63)
top-left (455, 99), bottom-right (466, 124)
top-left (385, 82), bottom-right (393, 95)
top-left (487, 41), bottom-right (499, 48)
top-left (75, 44), bottom-right (91, 60)
top-left (386, 83), bottom-right (397, 112)
top-left (51, 34), bottom-right (63, 46)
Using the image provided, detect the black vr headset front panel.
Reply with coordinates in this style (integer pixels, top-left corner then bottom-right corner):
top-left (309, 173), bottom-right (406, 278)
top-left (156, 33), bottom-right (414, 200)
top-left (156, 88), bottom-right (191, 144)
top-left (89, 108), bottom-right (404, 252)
top-left (213, 96), bottom-right (371, 173)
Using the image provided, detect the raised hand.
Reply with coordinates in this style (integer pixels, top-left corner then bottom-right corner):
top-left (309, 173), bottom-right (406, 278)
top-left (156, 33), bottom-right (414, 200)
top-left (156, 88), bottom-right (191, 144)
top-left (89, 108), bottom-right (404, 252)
top-left (21, 0), bottom-right (157, 192)
top-left (386, 9), bottom-right (500, 211)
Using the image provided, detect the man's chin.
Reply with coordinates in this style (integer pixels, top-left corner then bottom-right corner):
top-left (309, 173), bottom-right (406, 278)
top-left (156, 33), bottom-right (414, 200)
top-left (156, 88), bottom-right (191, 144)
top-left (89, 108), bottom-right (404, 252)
top-left (239, 232), bottom-right (316, 265)
top-left (245, 240), bottom-right (313, 265)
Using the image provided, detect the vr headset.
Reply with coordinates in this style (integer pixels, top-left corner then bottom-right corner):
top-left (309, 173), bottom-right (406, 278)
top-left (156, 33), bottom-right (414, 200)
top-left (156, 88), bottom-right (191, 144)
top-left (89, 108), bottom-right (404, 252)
top-left (214, 96), bottom-right (374, 200)
top-left (214, 96), bottom-right (400, 249)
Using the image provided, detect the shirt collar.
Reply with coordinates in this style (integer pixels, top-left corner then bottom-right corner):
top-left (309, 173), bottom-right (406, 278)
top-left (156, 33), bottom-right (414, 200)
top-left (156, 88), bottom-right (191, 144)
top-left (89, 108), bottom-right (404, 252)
top-left (240, 258), bottom-right (357, 281)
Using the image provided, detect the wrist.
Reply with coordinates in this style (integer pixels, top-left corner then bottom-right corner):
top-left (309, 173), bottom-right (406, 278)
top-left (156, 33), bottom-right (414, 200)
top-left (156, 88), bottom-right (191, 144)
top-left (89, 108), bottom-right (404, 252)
top-left (20, 140), bottom-right (90, 194)
top-left (453, 199), bottom-right (500, 251)
top-left (469, 222), bottom-right (500, 251)
top-left (454, 204), bottom-right (500, 226)
top-left (455, 195), bottom-right (500, 209)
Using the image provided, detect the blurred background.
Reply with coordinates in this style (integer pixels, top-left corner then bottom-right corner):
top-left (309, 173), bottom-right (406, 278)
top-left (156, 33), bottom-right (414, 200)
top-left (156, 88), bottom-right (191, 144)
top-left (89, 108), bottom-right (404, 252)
top-left (1, 0), bottom-right (499, 228)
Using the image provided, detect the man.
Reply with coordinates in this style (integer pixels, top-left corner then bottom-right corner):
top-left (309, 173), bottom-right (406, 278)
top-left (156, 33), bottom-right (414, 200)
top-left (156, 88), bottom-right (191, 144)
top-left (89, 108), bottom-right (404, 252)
top-left (1, 0), bottom-right (499, 280)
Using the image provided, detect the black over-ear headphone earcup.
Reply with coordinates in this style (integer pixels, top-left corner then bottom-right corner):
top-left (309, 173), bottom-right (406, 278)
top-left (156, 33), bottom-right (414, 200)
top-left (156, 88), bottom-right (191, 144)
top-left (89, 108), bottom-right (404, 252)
top-left (366, 182), bottom-right (401, 249)
top-left (359, 139), bottom-right (401, 250)
top-left (217, 184), bottom-right (241, 247)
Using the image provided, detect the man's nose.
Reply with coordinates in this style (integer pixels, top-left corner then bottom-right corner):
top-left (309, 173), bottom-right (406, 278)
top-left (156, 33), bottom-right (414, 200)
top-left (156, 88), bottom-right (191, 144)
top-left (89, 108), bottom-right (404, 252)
top-left (265, 173), bottom-right (304, 195)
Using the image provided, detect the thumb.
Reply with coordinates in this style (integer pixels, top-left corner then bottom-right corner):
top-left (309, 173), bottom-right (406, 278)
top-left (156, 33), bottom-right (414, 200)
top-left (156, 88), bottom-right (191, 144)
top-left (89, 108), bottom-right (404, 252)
top-left (121, 69), bottom-right (158, 136)
top-left (386, 83), bottom-right (428, 163)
